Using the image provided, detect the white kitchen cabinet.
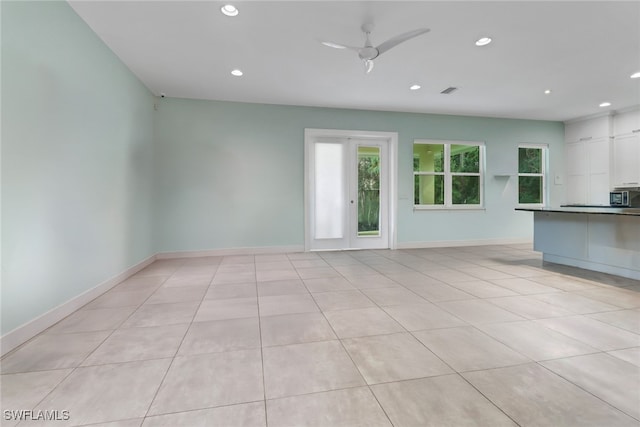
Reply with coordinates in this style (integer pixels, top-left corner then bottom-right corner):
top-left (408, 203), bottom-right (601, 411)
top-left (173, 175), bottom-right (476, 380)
top-left (611, 109), bottom-right (640, 189)
top-left (566, 175), bottom-right (587, 205)
top-left (564, 115), bottom-right (611, 205)
top-left (531, 210), bottom-right (640, 280)
top-left (565, 115), bottom-right (611, 143)
top-left (612, 133), bottom-right (640, 188)
top-left (587, 137), bottom-right (611, 205)
top-left (613, 109), bottom-right (640, 136)
top-left (565, 141), bottom-right (587, 205)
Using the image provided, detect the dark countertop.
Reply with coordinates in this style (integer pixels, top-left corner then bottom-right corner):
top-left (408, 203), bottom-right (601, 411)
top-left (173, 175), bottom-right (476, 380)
top-left (516, 206), bottom-right (640, 216)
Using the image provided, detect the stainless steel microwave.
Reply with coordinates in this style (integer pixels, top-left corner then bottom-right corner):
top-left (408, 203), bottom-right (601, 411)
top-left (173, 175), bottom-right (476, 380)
top-left (610, 190), bottom-right (640, 207)
top-left (610, 191), bottom-right (629, 206)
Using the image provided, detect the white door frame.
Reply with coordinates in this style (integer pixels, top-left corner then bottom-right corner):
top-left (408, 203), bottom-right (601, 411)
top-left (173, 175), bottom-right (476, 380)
top-left (304, 128), bottom-right (398, 251)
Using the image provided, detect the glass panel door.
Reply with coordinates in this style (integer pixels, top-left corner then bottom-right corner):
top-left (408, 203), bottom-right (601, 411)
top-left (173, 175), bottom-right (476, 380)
top-left (314, 142), bottom-right (344, 239)
top-left (349, 139), bottom-right (388, 250)
top-left (357, 146), bottom-right (380, 237)
top-left (306, 135), bottom-right (389, 251)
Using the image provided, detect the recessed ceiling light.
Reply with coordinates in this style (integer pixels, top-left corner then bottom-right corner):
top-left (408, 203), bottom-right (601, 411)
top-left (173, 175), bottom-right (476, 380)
top-left (410, 84), bottom-right (421, 91)
top-left (221, 4), bottom-right (238, 17)
top-left (231, 69), bottom-right (243, 77)
top-left (544, 89), bottom-right (552, 94)
top-left (599, 102), bottom-right (611, 107)
top-left (631, 71), bottom-right (640, 79)
top-left (475, 37), bottom-right (492, 46)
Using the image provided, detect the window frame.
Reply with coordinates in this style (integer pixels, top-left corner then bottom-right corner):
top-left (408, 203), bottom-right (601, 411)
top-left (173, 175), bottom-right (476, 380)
top-left (413, 139), bottom-right (485, 210)
top-left (517, 143), bottom-right (548, 207)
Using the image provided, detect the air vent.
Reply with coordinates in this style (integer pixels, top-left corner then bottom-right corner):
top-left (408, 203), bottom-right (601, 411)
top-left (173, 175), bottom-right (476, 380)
top-left (440, 87), bottom-right (458, 94)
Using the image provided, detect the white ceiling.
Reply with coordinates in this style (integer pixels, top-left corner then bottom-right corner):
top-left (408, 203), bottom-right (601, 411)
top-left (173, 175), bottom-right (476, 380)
top-left (68, 1), bottom-right (640, 122)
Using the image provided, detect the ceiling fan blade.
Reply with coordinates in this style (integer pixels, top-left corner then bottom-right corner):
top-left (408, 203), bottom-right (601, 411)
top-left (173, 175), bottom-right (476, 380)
top-left (376, 28), bottom-right (430, 56)
top-left (364, 59), bottom-right (374, 74)
top-left (320, 40), bottom-right (360, 51)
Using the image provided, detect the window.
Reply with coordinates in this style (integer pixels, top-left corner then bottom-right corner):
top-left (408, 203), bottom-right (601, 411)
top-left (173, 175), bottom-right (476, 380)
top-left (518, 145), bottom-right (547, 205)
top-left (414, 140), bottom-right (484, 208)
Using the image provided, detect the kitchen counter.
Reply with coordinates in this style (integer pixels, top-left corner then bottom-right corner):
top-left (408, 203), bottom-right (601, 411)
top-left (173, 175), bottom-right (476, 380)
top-left (517, 207), bottom-right (640, 280)
top-left (516, 206), bottom-right (640, 216)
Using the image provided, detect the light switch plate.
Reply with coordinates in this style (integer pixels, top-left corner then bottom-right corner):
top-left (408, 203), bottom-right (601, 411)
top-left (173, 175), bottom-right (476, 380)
top-left (554, 174), bottom-right (563, 185)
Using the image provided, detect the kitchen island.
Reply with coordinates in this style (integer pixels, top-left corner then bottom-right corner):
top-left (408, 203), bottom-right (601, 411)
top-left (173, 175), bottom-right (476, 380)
top-left (516, 207), bottom-right (640, 280)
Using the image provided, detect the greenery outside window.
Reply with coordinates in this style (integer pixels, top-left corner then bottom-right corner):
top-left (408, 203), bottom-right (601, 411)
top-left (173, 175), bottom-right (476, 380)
top-left (414, 140), bottom-right (484, 208)
top-left (518, 145), bottom-right (547, 205)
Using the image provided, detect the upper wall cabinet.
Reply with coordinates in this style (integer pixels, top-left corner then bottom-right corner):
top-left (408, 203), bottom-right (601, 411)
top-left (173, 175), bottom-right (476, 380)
top-left (612, 134), bottom-right (640, 188)
top-left (612, 109), bottom-right (640, 189)
top-left (565, 115), bottom-right (612, 143)
top-left (613, 109), bottom-right (640, 136)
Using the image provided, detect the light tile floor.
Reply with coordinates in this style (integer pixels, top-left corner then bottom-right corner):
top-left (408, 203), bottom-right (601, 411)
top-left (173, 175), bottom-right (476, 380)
top-left (2, 244), bottom-right (640, 426)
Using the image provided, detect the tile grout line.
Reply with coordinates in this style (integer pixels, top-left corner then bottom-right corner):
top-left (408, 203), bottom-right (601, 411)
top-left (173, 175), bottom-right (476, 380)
top-left (0, 268), bottom-right (186, 417)
top-left (306, 283), bottom-right (397, 426)
top-left (536, 360), bottom-right (640, 422)
top-left (456, 370), bottom-right (524, 427)
top-left (330, 252), bottom-right (552, 426)
top-left (253, 256), bottom-right (270, 427)
top-left (308, 251), bottom-right (483, 426)
top-left (345, 250), bottom-right (639, 424)
top-left (140, 258), bottom-right (216, 422)
top-left (308, 251), bottom-right (401, 424)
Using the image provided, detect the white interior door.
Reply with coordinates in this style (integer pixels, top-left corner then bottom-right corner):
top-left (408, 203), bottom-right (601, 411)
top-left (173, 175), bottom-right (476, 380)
top-left (305, 132), bottom-right (391, 251)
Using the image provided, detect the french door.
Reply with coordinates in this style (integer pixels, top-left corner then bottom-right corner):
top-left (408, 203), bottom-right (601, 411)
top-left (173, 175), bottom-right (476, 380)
top-left (305, 130), bottom-right (394, 251)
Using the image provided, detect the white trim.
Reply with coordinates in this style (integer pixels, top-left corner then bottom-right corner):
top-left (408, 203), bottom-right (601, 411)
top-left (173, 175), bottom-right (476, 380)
top-left (305, 128), bottom-right (398, 141)
top-left (0, 254), bottom-right (156, 357)
top-left (4, 233), bottom-right (547, 355)
top-left (613, 105), bottom-right (640, 115)
top-left (564, 111), bottom-right (614, 124)
top-left (413, 139), bottom-right (485, 209)
top-left (304, 133), bottom-right (311, 252)
top-left (397, 238), bottom-right (532, 249)
top-left (389, 134), bottom-right (398, 250)
top-left (519, 142), bottom-right (549, 149)
top-left (517, 144), bottom-right (548, 207)
top-left (156, 245), bottom-right (305, 259)
top-left (414, 139), bottom-right (484, 146)
top-left (1, 244), bottom-right (307, 356)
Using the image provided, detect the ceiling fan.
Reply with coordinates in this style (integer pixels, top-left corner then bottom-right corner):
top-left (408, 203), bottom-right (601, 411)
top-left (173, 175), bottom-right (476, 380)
top-left (321, 23), bottom-right (430, 73)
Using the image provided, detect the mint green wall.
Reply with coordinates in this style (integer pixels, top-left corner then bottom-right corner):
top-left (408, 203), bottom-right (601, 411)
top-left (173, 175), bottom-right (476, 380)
top-left (154, 98), bottom-right (564, 251)
top-left (1, 1), bottom-right (155, 334)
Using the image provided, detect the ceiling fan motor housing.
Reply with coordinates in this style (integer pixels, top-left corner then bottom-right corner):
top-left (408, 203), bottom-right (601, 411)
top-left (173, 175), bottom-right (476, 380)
top-left (359, 47), bottom-right (379, 60)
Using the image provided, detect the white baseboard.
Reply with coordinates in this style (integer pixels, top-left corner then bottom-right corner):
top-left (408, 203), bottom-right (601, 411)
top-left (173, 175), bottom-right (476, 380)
top-left (0, 254), bottom-right (156, 357)
top-left (397, 238), bottom-right (532, 249)
top-left (156, 245), bottom-right (305, 259)
top-left (2, 245), bottom-right (305, 356)
top-left (4, 239), bottom-right (537, 356)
